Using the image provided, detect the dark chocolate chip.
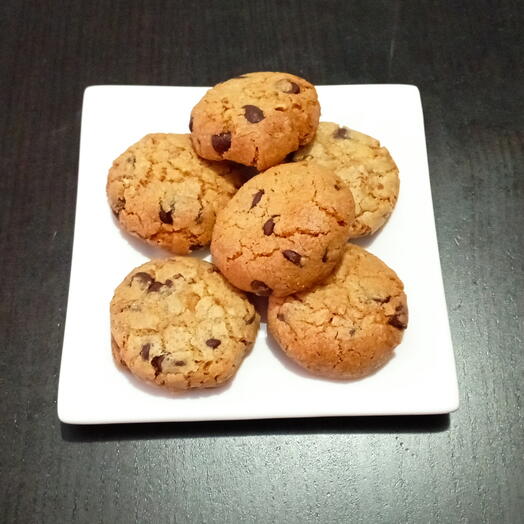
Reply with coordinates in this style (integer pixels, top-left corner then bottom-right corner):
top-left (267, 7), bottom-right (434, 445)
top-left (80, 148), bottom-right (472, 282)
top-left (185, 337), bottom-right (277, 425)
top-left (263, 218), bottom-right (275, 235)
top-left (349, 328), bottom-right (356, 336)
top-left (322, 249), bottom-right (328, 263)
top-left (388, 315), bottom-right (407, 330)
top-left (246, 313), bottom-right (256, 324)
top-left (212, 132), bottom-right (232, 154)
top-left (250, 280), bottom-right (272, 296)
top-left (189, 116), bottom-right (193, 132)
top-left (151, 355), bottom-right (165, 374)
top-left (333, 127), bottom-right (349, 139)
top-left (250, 189), bottom-right (265, 209)
top-left (174, 360), bottom-right (186, 366)
top-left (147, 281), bottom-right (164, 293)
top-left (282, 250), bottom-right (302, 266)
top-left (277, 80), bottom-right (300, 94)
top-left (243, 105), bottom-right (265, 123)
top-left (131, 272), bottom-right (154, 287)
top-left (159, 208), bottom-right (173, 224)
top-left (334, 184), bottom-right (341, 190)
top-left (206, 338), bottom-right (221, 349)
top-left (164, 279), bottom-right (173, 288)
top-left (277, 312), bottom-right (285, 321)
top-left (372, 296), bottom-right (391, 304)
top-left (140, 343), bottom-right (151, 360)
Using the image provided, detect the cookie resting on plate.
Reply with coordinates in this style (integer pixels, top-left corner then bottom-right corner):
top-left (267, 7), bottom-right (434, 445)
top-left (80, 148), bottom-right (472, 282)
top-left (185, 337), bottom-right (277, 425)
top-left (293, 122), bottom-right (399, 238)
top-left (268, 244), bottom-right (408, 379)
top-left (110, 257), bottom-right (260, 391)
top-left (210, 161), bottom-right (355, 297)
top-left (107, 133), bottom-right (243, 255)
top-left (190, 71), bottom-right (320, 171)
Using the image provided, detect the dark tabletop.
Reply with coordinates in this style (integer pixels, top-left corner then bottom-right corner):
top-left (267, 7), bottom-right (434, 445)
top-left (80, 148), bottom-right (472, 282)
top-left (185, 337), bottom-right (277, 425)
top-left (1, 1), bottom-right (523, 522)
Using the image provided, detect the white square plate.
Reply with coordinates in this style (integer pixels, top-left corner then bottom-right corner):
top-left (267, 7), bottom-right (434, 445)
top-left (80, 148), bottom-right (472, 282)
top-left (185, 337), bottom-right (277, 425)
top-left (57, 84), bottom-right (459, 424)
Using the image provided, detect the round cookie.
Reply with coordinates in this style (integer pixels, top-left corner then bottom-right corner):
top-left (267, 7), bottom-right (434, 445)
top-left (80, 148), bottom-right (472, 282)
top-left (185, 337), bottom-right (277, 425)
top-left (110, 257), bottom-right (260, 391)
top-left (107, 133), bottom-right (243, 255)
top-left (293, 122), bottom-right (400, 238)
top-left (210, 162), bottom-right (355, 297)
top-left (268, 244), bottom-right (408, 379)
top-left (190, 72), bottom-right (320, 171)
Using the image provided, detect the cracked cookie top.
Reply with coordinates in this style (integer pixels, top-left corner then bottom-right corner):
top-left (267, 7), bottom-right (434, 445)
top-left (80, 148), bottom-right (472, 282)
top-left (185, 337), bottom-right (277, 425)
top-left (293, 122), bottom-right (400, 237)
top-left (110, 257), bottom-right (260, 391)
top-left (190, 72), bottom-right (320, 171)
top-left (210, 162), bottom-right (355, 297)
top-left (106, 133), bottom-right (243, 255)
top-left (268, 243), bottom-right (408, 379)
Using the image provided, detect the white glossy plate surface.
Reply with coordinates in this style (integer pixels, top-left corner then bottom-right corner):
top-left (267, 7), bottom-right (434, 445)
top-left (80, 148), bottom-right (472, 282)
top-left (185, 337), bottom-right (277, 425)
top-left (57, 84), bottom-right (459, 424)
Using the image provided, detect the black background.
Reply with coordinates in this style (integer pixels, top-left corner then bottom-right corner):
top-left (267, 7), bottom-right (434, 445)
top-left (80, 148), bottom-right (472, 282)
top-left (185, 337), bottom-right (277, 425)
top-left (1, 1), bottom-right (523, 522)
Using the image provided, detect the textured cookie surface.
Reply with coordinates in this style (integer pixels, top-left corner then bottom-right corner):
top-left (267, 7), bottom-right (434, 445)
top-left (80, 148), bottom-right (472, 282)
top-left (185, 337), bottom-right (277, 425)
top-left (107, 133), bottom-right (242, 255)
top-left (293, 122), bottom-right (399, 237)
top-left (190, 72), bottom-right (320, 171)
top-left (211, 162), bottom-right (355, 297)
top-left (268, 244), bottom-right (408, 379)
top-left (110, 257), bottom-right (260, 391)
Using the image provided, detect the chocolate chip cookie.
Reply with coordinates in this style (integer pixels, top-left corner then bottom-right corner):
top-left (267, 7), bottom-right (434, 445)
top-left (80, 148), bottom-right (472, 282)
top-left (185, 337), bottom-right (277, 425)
top-left (210, 162), bottom-right (355, 297)
top-left (190, 72), bottom-right (320, 171)
top-left (107, 133), bottom-right (243, 255)
top-left (293, 122), bottom-right (400, 237)
top-left (110, 257), bottom-right (260, 391)
top-left (268, 244), bottom-right (408, 379)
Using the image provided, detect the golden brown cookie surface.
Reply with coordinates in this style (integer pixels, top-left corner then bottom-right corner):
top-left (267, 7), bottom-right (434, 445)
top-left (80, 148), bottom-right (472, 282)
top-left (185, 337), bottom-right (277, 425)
top-left (110, 257), bottom-right (259, 391)
top-left (268, 244), bottom-right (408, 379)
top-left (211, 162), bottom-right (355, 297)
top-left (293, 122), bottom-right (399, 237)
top-left (107, 133), bottom-right (242, 255)
top-left (190, 72), bottom-right (320, 171)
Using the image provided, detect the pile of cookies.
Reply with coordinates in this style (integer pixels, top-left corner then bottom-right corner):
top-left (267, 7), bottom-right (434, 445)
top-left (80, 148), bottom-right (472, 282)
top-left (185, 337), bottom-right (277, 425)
top-left (108, 72), bottom-right (408, 392)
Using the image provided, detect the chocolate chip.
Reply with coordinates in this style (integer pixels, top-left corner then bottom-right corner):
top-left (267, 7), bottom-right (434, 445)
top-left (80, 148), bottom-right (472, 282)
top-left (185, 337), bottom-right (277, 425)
top-left (164, 279), bottom-right (173, 288)
top-left (159, 208), bottom-right (173, 224)
top-left (211, 132), bottom-right (232, 154)
top-left (140, 343), bottom-right (151, 360)
top-left (349, 328), bottom-right (356, 336)
top-left (126, 155), bottom-right (135, 164)
top-left (277, 79), bottom-right (301, 94)
top-left (282, 250), bottom-right (302, 265)
top-left (250, 280), bottom-right (272, 296)
top-left (131, 272), bottom-right (154, 287)
top-left (322, 249), bottom-right (328, 263)
top-left (190, 243), bottom-right (203, 251)
top-left (243, 105), bottom-right (265, 123)
top-left (333, 127), bottom-right (349, 139)
top-left (334, 184), bottom-right (341, 191)
top-left (174, 360), bottom-right (186, 366)
top-left (206, 338), bottom-right (221, 348)
top-left (147, 281), bottom-right (164, 293)
top-left (240, 339), bottom-right (249, 345)
top-left (250, 189), bottom-right (265, 209)
top-left (151, 355), bottom-right (165, 374)
top-left (189, 116), bottom-right (193, 132)
top-left (263, 218), bottom-right (275, 235)
top-left (373, 296), bottom-right (391, 304)
top-left (388, 315), bottom-right (407, 330)
top-left (277, 312), bottom-right (285, 321)
top-left (246, 313), bottom-right (256, 324)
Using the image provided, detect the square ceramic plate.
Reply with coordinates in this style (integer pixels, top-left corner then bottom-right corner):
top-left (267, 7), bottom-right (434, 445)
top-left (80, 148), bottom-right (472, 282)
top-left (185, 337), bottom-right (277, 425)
top-left (57, 84), bottom-right (459, 424)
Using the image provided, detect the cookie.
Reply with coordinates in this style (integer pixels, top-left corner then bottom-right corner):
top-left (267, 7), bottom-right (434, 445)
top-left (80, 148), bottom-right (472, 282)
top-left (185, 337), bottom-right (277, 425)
top-left (267, 244), bottom-right (408, 379)
top-left (107, 133), bottom-right (243, 255)
top-left (110, 257), bottom-right (260, 391)
top-left (210, 162), bottom-right (355, 297)
top-left (190, 72), bottom-right (320, 171)
top-left (293, 122), bottom-right (399, 237)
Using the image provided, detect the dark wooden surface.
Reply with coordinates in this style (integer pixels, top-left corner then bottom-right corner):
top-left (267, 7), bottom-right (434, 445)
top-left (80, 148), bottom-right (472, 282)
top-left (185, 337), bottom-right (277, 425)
top-left (1, 1), bottom-right (523, 522)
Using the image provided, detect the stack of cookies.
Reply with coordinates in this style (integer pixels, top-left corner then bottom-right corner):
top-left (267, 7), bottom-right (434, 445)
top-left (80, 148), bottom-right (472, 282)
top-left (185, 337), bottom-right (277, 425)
top-left (108, 72), bottom-right (408, 392)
